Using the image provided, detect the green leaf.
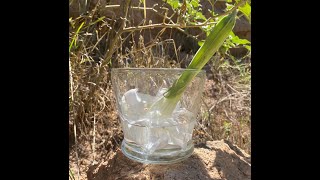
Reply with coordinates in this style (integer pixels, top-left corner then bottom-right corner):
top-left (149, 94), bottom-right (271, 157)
top-left (244, 45), bottom-right (251, 51)
top-left (166, 0), bottom-right (180, 9)
top-left (166, 10), bottom-right (237, 98)
top-left (229, 31), bottom-right (251, 45)
top-left (232, 36), bottom-right (250, 45)
top-left (204, 24), bottom-right (215, 36)
top-left (208, 9), bottom-right (215, 16)
top-left (229, 31), bottom-right (236, 37)
top-left (239, 2), bottom-right (251, 22)
top-left (226, 3), bottom-right (234, 11)
top-left (198, 40), bottom-right (204, 47)
top-left (87, 16), bottom-right (105, 27)
top-left (220, 45), bottom-right (228, 54)
top-left (190, 0), bottom-right (199, 8)
top-left (69, 22), bottom-right (85, 52)
top-left (150, 10), bottom-right (238, 115)
top-left (195, 12), bottom-right (206, 20)
top-left (186, 3), bottom-right (193, 13)
top-left (69, 18), bottom-right (75, 29)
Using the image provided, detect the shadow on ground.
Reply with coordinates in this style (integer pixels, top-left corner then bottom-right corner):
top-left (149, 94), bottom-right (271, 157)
top-left (87, 140), bottom-right (251, 180)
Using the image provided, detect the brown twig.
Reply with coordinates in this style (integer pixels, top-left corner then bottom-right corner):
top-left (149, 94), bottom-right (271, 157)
top-left (101, 0), bottom-right (131, 66)
top-left (117, 0), bottom-right (246, 32)
top-left (92, 115), bottom-right (96, 163)
top-left (92, 0), bottom-right (132, 87)
top-left (103, 0), bottom-right (246, 40)
top-left (69, 58), bottom-right (74, 101)
top-left (104, 5), bottom-right (199, 41)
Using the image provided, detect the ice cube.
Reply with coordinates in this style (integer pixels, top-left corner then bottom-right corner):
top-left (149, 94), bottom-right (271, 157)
top-left (164, 122), bottom-right (194, 150)
top-left (120, 89), bottom-right (196, 154)
top-left (144, 128), bottom-right (169, 154)
top-left (172, 108), bottom-right (195, 124)
top-left (122, 88), bottom-right (142, 107)
top-left (121, 88), bottom-right (156, 123)
top-left (122, 120), bottom-right (149, 145)
top-left (156, 87), bottom-right (168, 97)
top-left (145, 110), bottom-right (179, 127)
top-left (166, 108), bottom-right (196, 150)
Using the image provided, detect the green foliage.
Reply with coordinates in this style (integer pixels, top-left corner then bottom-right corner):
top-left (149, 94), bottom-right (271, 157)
top-left (221, 31), bottom-right (251, 60)
top-left (244, 45), bottom-right (251, 51)
top-left (226, 3), bottom-right (234, 11)
top-left (167, 0), bottom-right (180, 9)
top-left (239, 2), bottom-right (251, 22)
top-left (198, 40), bottom-right (204, 47)
top-left (224, 31), bottom-right (251, 49)
top-left (69, 15), bottom-right (106, 54)
top-left (187, 10), bottom-right (237, 70)
top-left (190, 0), bottom-right (199, 7)
top-left (230, 32), bottom-right (251, 45)
top-left (69, 21), bottom-right (85, 52)
top-left (164, 0), bottom-right (251, 56)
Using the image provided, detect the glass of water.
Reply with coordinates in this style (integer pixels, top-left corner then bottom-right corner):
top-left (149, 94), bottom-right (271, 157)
top-left (111, 68), bottom-right (206, 164)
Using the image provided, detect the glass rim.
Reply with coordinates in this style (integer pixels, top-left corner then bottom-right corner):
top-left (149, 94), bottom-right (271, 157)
top-left (111, 68), bottom-right (206, 73)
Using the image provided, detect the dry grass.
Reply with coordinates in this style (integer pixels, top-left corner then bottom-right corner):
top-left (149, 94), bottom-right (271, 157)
top-left (196, 55), bottom-right (251, 153)
top-left (69, 1), bottom-right (251, 179)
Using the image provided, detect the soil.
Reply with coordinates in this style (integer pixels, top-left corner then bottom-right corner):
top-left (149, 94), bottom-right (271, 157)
top-left (86, 140), bottom-right (251, 180)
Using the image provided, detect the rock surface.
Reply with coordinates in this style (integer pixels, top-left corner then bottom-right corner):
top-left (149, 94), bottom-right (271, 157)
top-left (87, 140), bottom-right (251, 180)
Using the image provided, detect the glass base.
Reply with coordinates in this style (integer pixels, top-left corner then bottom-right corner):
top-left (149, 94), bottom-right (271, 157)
top-left (121, 140), bottom-right (194, 164)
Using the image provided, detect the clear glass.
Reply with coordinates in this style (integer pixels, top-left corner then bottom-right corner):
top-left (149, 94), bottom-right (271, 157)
top-left (111, 68), bottom-right (206, 164)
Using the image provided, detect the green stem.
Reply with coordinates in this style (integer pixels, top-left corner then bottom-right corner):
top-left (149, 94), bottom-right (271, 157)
top-left (150, 10), bottom-right (237, 116)
top-left (165, 10), bottom-right (238, 100)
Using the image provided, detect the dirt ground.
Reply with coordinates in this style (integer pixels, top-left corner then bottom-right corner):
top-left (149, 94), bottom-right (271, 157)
top-left (88, 140), bottom-right (251, 180)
